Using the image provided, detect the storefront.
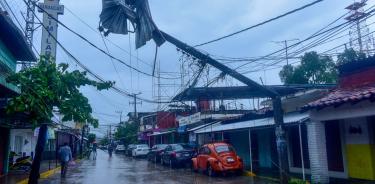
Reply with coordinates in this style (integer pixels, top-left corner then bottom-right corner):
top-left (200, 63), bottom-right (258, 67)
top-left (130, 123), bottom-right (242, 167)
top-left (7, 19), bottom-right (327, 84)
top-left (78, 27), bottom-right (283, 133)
top-left (195, 112), bottom-right (309, 173)
top-left (0, 127), bottom-right (9, 176)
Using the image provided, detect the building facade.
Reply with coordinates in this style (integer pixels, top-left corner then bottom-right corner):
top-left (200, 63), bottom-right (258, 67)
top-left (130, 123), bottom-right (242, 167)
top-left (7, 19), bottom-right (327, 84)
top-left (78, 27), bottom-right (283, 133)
top-left (305, 57), bottom-right (375, 183)
top-left (0, 9), bottom-right (36, 176)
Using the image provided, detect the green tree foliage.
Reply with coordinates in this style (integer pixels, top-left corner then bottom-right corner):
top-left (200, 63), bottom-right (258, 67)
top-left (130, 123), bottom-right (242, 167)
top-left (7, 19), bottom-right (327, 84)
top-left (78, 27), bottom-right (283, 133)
top-left (115, 122), bottom-right (139, 145)
top-left (279, 51), bottom-right (337, 84)
top-left (88, 133), bottom-right (96, 143)
top-left (6, 57), bottom-right (113, 184)
top-left (99, 136), bottom-right (109, 146)
top-left (337, 48), bottom-right (366, 65)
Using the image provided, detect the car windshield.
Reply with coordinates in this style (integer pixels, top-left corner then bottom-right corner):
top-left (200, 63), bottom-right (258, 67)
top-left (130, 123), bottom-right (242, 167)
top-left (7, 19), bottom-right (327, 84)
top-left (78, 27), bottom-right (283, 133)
top-left (158, 144), bottom-right (168, 149)
top-left (215, 145), bottom-right (234, 153)
top-left (138, 145), bottom-right (149, 148)
top-left (173, 144), bottom-right (192, 151)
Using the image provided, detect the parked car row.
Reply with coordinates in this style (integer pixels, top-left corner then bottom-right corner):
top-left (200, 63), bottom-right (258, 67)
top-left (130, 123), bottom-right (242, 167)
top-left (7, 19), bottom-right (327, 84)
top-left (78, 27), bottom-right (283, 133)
top-left (117, 142), bottom-right (243, 177)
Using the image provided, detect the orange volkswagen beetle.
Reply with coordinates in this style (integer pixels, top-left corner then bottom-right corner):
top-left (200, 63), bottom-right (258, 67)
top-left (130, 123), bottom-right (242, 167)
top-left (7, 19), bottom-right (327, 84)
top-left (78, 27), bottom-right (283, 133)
top-left (192, 142), bottom-right (243, 176)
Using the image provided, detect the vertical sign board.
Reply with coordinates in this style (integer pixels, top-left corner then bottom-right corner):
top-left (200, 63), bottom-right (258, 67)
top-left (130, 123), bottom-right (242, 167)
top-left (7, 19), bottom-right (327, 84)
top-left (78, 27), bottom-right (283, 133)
top-left (38, 0), bottom-right (64, 59)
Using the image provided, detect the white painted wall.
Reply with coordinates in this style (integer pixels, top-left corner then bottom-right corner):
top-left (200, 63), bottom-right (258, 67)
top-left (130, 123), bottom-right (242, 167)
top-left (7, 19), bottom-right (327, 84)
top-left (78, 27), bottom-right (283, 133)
top-left (9, 129), bottom-right (37, 158)
top-left (344, 117), bottom-right (371, 145)
top-left (310, 100), bottom-right (375, 122)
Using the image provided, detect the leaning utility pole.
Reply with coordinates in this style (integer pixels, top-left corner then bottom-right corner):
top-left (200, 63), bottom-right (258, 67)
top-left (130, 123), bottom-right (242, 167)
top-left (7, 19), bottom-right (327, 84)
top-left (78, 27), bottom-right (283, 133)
top-left (99, 2), bottom-right (289, 183)
top-left (161, 31), bottom-right (289, 184)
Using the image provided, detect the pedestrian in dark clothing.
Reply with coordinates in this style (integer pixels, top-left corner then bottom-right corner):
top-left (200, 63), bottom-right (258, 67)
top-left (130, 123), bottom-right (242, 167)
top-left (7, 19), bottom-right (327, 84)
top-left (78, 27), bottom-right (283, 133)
top-left (59, 143), bottom-right (72, 177)
top-left (108, 142), bottom-right (114, 157)
top-left (92, 143), bottom-right (97, 160)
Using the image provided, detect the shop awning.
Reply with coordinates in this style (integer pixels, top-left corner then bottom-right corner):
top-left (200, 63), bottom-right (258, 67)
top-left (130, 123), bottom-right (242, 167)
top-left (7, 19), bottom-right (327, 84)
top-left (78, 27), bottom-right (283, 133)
top-left (173, 85), bottom-right (334, 101)
top-left (195, 112), bottom-right (309, 134)
top-left (149, 129), bottom-right (175, 136)
top-left (188, 121), bottom-right (222, 132)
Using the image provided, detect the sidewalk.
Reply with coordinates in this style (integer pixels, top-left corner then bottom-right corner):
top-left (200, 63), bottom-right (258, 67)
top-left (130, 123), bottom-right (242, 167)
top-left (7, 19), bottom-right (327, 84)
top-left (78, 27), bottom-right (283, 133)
top-left (0, 160), bottom-right (60, 184)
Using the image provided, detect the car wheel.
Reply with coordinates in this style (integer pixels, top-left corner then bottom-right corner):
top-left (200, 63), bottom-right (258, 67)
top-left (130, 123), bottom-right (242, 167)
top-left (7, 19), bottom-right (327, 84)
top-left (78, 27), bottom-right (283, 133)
top-left (191, 161), bottom-right (197, 172)
top-left (207, 164), bottom-right (215, 177)
top-left (235, 169), bottom-right (243, 176)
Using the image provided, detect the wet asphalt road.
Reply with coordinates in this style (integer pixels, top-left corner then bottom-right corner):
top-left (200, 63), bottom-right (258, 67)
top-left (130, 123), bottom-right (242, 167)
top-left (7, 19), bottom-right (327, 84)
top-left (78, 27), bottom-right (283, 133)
top-left (40, 150), bottom-right (276, 184)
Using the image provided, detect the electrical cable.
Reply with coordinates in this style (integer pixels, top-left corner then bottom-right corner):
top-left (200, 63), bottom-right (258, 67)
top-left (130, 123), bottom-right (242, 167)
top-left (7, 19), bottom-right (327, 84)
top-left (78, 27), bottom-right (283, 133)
top-left (24, 0), bottom-right (167, 104)
top-left (236, 8), bottom-right (375, 73)
top-left (2, 0), bottom-right (40, 57)
top-left (194, 0), bottom-right (324, 47)
top-left (99, 33), bottom-right (127, 89)
top-left (64, 6), bottom-right (154, 69)
top-left (33, 1), bottom-right (179, 80)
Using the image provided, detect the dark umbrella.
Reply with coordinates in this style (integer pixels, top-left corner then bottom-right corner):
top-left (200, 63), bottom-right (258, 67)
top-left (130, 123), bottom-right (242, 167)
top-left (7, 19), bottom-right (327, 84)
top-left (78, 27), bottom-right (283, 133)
top-left (99, 0), bottom-right (165, 49)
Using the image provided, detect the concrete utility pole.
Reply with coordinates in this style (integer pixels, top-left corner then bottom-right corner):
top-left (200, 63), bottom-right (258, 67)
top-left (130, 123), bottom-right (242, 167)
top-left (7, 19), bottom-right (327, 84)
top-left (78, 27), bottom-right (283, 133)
top-left (161, 31), bottom-right (289, 184)
top-left (116, 110), bottom-right (123, 124)
top-left (38, 0), bottom-right (64, 59)
top-left (129, 93), bottom-right (142, 121)
top-left (273, 39), bottom-right (298, 65)
top-left (109, 124), bottom-right (112, 141)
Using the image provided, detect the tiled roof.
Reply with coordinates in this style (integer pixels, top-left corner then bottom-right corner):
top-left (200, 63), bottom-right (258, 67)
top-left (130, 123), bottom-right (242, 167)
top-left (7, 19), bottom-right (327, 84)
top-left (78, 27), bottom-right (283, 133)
top-left (305, 84), bottom-right (375, 109)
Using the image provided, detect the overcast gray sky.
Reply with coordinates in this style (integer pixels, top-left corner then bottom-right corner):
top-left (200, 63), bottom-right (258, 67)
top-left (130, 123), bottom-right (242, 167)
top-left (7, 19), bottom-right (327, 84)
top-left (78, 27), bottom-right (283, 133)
top-left (5, 0), bottom-right (375, 136)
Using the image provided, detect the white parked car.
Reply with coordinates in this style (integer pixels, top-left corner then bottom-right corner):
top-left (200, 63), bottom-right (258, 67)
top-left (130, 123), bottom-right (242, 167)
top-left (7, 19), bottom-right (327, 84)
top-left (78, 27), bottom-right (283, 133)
top-left (115, 145), bottom-right (126, 153)
top-left (132, 144), bottom-right (150, 157)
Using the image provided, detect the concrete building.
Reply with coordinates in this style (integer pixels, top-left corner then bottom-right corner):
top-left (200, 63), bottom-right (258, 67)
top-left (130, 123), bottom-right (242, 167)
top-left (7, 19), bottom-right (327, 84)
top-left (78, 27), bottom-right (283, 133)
top-left (0, 9), bottom-right (36, 176)
top-left (305, 57), bottom-right (375, 183)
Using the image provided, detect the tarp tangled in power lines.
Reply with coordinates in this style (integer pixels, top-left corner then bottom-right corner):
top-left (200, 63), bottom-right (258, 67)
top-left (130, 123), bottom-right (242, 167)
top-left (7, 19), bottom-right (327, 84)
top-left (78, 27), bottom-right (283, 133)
top-left (99, 0), bottom-right (165, 49)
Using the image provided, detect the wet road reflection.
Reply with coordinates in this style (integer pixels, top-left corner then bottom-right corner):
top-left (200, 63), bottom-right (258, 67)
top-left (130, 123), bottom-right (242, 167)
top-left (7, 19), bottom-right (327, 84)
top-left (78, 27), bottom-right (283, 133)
top-left (40, 150), bottom-right (275, 184)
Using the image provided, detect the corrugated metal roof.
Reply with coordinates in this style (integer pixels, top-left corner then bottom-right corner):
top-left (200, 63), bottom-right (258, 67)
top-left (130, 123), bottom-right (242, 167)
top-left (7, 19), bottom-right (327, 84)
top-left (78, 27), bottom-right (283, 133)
top-left (149, 129), bottom-right (175, 136)
top-left (0, 12), bottom-right (36, 61)
top-left (195, 112), bottom-right (309, 134)
top-left (188, 122), bottom-right (222, 132)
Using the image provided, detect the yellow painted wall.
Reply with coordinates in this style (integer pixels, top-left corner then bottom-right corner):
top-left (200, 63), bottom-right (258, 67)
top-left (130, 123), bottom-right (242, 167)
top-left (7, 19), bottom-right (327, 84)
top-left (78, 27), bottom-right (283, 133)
top-left (346, 144), bottom-right (375, 180)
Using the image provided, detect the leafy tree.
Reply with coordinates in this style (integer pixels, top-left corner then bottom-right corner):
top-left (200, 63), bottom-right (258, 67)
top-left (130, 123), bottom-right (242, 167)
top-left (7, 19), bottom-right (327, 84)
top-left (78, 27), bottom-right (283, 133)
top-left (114, 122), bottom-right (139, 145)
top-left (6, 57), bottom-right (112, 184)
top-left (88, 133), bottom-right (96, 143)
top-left (279, 51), bottom-right (337, 84)
top-left (337, 48), bottom-right (366, 65)
top-left (99, 136), bottom-right (109, 146)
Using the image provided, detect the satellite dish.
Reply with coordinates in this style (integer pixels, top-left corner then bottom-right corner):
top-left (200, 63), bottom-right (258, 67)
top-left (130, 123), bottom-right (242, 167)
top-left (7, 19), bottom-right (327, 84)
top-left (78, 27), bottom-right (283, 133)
top-left (99, 0), bottom-right (165, 49)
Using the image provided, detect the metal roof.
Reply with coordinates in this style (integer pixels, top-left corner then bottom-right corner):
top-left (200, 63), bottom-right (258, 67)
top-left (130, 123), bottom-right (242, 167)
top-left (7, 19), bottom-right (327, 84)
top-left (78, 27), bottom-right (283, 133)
top-left (149, 129), bottom-right (175, 136)
top-left (172, 84), bottom-right (335, 101)
top-left (194, 112), bottom-right (309, 134)
top-left (0, 12), bottom-right (36, 61)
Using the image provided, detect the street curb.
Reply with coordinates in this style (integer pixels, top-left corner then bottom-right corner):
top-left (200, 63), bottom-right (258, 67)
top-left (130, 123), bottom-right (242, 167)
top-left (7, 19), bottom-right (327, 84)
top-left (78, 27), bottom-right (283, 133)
top-left (243, 171), bottom-right (280, 183)
top-left (243, 170), bottom-right (256, 177)
top-left (16, 167), bottom-right (61, 184)
top-left (16, 159), bottom-right (81, 184)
